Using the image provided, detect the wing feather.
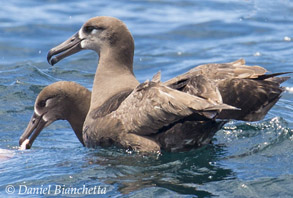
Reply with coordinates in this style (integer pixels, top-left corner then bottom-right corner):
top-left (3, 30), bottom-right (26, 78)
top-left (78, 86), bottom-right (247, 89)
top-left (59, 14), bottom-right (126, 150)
top-left (114, 81), bottom-right (237, 136)
top-left (164, 59), bottom-right (290, 121)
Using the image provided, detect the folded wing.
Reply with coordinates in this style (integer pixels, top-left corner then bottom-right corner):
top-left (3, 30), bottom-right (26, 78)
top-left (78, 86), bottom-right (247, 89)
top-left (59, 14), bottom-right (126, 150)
top-left (114, 80), bottom-right (237, 136)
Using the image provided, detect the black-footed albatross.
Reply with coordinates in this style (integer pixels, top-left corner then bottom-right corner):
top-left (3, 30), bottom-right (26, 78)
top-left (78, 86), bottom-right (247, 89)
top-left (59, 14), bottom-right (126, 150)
top-left (19, 81), bottom-right (91, 149)
top-left (22, 16), bottom-right (290, 152)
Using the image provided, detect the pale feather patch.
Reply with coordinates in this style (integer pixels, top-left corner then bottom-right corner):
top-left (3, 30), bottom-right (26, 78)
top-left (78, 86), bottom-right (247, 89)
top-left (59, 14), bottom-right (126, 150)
top-left (80, 40), bottom-right (86, 49)
top-left (78, 28), bottom-right (85, 39)
top-left (43, 114), bottom-right (49, 122)
top-left (184, 139), bottom-right (194, 145)
top-left (91, 29), bottom-right (98, 34)
top-left (46, 98), bottom-right (53, 107)
top-left (158, 89), bottom-right (175, 99)
top-left (154, 106), bottom-right (161, 110)
top-left (79, 28), bottom-right (87, 49)
top-left (34, 107), bottom-right (41, 116)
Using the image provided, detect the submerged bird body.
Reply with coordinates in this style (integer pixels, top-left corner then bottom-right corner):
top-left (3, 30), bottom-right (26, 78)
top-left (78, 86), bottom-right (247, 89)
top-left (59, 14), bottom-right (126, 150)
top-left (20, 16), bottom-right (290, 152)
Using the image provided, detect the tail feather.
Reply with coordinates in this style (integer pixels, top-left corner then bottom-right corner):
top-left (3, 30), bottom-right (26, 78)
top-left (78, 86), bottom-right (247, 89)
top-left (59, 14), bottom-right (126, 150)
top-left (256, 72), bottom-right (292, 81)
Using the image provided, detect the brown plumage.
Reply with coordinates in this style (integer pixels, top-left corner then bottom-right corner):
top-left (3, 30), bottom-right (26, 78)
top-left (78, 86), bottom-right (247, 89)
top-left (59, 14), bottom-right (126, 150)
top-left (20, 16), bottom-right (290, 152)
top-left (19, 81), bottom-right (91, 149)
top-left (165, 59), bottom-right (290, 121)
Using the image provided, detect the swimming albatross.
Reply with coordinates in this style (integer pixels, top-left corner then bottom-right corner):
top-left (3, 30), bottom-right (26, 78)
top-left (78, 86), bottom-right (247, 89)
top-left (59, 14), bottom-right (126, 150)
top-left (20, 16), bottom-right (290, 152)
top-left (19, 81), bottom-right (91, 149)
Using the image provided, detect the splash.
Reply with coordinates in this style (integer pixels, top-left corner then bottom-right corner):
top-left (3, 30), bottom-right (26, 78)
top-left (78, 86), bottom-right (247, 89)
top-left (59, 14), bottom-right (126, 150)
top-left (0, 149), bottom-right (15, 161)
top-left (220, 116), bottom-right (292, 160)
top-left (285, 87), bottom-right (293, 94)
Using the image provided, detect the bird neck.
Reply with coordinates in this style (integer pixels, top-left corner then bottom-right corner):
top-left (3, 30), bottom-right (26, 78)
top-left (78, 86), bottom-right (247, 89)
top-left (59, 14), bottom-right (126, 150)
top-left (89, 48), bottom-right (139, 111)
top-left (66, 86), bottom-right (91, 146)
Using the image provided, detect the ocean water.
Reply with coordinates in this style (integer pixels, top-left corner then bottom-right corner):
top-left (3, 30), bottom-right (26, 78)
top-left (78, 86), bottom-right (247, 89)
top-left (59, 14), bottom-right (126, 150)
top-left (0, 0), bottom-right (293, 197)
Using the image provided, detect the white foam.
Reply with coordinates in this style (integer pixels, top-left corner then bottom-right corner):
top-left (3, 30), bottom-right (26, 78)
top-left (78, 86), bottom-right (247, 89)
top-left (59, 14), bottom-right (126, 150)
top-left (285, 87), bottom-right (293, 94)
top-left (254, 51), bottom-right (261, 56)
top-left (284, 36), bottom-right (291, 41)
top-left (0, 149), bottom-right (15, 161)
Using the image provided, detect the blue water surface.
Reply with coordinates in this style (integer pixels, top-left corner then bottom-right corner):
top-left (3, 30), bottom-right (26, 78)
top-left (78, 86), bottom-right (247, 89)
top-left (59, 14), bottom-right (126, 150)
top-left (0, 0), bottom-right (293, 197)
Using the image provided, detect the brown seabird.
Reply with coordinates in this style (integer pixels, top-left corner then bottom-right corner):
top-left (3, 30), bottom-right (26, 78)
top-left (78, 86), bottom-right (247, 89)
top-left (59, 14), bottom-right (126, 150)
top-left (19, 81), bottom-right (90, 149)
top-left (20, 16), bottom-right (290, 152)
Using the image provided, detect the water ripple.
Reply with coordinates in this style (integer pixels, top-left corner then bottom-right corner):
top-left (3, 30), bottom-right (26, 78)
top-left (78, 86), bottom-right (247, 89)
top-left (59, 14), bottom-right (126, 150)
top-left (0, 0), bottom-right (293, 197)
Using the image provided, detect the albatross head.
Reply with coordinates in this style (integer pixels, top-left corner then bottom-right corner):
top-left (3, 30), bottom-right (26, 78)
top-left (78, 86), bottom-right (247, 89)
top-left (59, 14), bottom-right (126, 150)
top-left (47, 16), bottom-right (134, 67)
top-left (19, 81), bottom-right (90, 149)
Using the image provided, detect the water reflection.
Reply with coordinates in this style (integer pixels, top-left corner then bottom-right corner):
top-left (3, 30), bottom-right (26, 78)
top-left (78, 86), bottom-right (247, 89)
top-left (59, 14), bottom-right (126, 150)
top-left (84, 145), bottom-right (234, 196)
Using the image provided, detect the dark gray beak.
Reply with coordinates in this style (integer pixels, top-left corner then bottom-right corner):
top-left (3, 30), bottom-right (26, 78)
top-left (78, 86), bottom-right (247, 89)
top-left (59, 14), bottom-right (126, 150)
top-left (47, 32), bottom-right (84, 66)
top-left (19, 113), bottom-right (47, 149)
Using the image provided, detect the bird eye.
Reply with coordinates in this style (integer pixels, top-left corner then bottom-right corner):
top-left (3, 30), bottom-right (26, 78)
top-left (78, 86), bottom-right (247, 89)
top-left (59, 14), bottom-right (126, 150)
top-left (84, 26), bottom-right (95, 34)
top-left (96, 26), bottom-right (105, 31)
top-left (38, 100), bottom-right (46, 108)
top-left (84, 26), bottom-right (105, 34)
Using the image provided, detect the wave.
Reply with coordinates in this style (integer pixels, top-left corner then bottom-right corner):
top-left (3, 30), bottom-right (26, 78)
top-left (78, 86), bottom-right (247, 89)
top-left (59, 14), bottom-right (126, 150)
top-left (220, 117), bottom-right (292, 159)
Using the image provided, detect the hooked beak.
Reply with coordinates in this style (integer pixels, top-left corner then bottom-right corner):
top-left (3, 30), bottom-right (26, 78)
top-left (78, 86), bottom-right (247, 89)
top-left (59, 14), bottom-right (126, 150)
top-left (47, 32), bottom-right (84, 66)
top-left (19, 113), bottom-right (47, 149)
